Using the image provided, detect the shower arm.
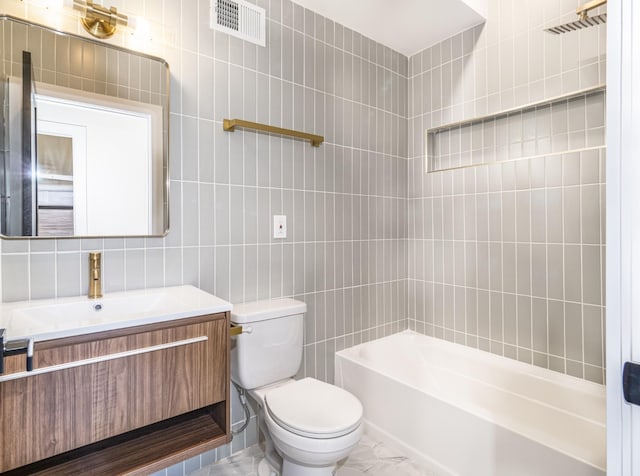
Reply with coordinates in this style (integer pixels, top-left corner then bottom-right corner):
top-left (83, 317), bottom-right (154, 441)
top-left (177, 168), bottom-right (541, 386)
top-left (577, 0), bottom-right (607, 20)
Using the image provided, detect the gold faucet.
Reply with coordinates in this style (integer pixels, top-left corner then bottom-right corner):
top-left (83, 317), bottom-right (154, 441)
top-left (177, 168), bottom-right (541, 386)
top-left (88, 252), bottom-right (102, 299)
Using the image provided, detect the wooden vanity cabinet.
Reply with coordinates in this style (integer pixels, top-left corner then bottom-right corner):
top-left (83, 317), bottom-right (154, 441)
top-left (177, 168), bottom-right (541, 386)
top-left (0, 312), bottom-right (231, 475)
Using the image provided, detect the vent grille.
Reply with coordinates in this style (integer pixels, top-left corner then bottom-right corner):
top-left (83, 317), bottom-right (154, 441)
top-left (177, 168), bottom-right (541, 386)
top-left (211, 0), bottom-right (266, 47)
top-left (217, 0), bottom-right (239, 30)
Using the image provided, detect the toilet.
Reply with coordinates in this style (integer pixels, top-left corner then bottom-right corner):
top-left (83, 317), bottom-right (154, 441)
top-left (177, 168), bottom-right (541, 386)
top-left (231, 298), bottom-right (364, 476)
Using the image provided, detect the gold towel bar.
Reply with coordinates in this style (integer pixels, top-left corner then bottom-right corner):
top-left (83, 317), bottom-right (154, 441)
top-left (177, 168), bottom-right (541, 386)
top-left (223, 119), bottom-right (324, 147)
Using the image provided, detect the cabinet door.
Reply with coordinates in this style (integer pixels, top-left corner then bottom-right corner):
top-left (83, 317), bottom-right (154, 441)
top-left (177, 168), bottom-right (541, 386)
top-left (0, 314), bottom-right (227, 472)
top-left (1, 353), bottom-right (27, 375)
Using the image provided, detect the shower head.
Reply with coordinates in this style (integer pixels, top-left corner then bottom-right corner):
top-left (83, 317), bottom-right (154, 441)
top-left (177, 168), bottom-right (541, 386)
top-left (545, 0), bottom-right (607, 34)
top-left (545, 13), bottom-right (606, 34)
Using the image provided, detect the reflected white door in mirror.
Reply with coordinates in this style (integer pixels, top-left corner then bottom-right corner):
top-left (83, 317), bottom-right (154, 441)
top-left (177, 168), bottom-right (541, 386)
top-left (34, 85), bottom-right (161, 236)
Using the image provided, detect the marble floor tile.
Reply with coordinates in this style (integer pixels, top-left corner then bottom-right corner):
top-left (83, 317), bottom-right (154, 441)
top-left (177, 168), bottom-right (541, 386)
top-left (190, 432), bottom-right (436, 476)
top-left (189, 445), bottom-right (264, 476)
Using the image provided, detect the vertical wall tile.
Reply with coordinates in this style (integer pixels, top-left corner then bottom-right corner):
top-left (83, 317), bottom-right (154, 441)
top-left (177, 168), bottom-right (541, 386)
top-left (29, 254), bottom-right (55, 299)
top-left (583, 246), bottom-right (602, 305)
top-left (564, 244), bottom-right (582, 303)
top-left (584, 305), bottom-right (603, 367)
top-left (103, 250), bottom-right (125, 293)
top-left (503, 293), bottom-right (517, 345)
top-left (565, 302), bottom-right (583, 362)
top-left (125, 250), bottom-right (145, 291)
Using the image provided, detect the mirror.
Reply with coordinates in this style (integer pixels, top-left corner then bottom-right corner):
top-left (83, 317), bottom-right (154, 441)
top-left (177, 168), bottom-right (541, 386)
top-left (0, 15), bottom-right (169, 238)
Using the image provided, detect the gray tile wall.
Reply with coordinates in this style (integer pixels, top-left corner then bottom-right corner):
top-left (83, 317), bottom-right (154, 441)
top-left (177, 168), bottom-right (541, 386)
top-left (0, 0), bottom-right (608, 473)
top-left (407, 0), bottom-right (607, 384)
top-left (0, 18), bottom-right (167, 108)
top-left (2, 0), bottom-right (409, 472)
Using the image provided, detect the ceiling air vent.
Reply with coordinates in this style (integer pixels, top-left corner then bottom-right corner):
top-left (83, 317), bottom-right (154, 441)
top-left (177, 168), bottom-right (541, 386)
top-left (211, 0), bottom-right (266, 47)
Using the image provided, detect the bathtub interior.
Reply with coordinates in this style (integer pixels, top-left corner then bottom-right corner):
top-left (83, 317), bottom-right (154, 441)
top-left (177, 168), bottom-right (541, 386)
top-left (342, 331), bottom-right (605, 423)
top-left (335, 330), bottom-right (606, 474)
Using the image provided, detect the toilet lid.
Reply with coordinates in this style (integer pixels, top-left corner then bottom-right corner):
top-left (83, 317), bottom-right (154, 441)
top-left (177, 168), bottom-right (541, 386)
top-left (265, 378), bottom-right (363, 439)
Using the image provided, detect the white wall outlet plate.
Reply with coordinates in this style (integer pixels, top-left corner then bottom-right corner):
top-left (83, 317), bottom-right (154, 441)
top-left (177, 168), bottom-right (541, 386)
top-left (273, 215), bottom-right (286, 239)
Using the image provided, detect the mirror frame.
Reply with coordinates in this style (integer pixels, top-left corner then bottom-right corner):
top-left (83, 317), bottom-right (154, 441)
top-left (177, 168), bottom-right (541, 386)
top-left (0, 14), bottom-right (170, 239)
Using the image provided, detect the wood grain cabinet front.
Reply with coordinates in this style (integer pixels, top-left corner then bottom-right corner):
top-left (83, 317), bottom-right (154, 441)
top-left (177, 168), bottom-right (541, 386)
top-left (0, 313), bottom-right (230, 474)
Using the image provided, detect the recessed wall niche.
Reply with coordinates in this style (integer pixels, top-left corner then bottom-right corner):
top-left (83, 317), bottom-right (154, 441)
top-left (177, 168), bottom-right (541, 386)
top-left (425, 87), bottom-right (605, 173)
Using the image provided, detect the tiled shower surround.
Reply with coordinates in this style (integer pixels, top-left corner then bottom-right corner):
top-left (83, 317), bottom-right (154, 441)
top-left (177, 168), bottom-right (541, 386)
top-left (0, 0), bottom-right (606, 473)
top-left (407, 0), bottom-right (607, 384)
top-left (408, 147), bottom-right (606, 381)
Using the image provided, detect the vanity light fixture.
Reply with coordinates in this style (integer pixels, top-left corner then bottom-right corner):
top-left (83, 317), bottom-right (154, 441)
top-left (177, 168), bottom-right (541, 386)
top-left (71, 0), bottom-right (128, 39)
top-left (23, 0), bottom-right (159, 44)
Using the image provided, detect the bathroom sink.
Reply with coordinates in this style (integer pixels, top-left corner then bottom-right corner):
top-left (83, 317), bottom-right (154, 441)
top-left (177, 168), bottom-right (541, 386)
top-left (0, 285), bottom-right (232, 342)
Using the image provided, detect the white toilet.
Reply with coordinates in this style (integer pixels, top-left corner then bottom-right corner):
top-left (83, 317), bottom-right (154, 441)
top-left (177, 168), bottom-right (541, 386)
top-left (231, 298), bottom-right (364, 476)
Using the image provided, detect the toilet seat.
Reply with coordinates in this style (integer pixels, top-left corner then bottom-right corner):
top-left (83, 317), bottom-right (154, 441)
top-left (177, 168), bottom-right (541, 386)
top-left (264, 378), bottom-right (363, 439)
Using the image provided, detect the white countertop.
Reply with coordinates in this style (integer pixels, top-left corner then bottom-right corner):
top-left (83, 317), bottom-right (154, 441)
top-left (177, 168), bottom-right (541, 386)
top-left (0, 285), bottom-right (233, 342)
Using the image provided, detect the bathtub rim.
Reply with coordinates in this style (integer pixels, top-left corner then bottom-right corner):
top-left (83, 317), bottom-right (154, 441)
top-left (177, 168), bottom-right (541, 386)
top-left (336, 330), bottom-right (606, 403)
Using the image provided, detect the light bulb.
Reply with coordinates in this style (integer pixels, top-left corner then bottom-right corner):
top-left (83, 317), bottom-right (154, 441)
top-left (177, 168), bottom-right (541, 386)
top-left (129, 16), bottom-right (151, 38)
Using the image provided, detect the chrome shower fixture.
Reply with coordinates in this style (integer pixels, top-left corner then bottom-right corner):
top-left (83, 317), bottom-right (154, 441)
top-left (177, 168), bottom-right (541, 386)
top-left (545, 0), bottom-right (606, 34)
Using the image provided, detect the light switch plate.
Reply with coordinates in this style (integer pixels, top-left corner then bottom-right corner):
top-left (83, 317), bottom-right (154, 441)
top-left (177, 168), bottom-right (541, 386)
top-left (273, 215), bottom-right (286, 239)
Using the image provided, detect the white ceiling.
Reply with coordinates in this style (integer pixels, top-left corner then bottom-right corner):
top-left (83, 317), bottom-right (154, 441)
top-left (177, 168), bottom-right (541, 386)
top-left (291, 0), bottom-right (487, 57)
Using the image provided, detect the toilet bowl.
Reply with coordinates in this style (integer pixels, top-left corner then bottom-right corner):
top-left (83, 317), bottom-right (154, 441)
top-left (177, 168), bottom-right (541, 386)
top-left (231, 299), bottom-right (364, 476)
top-left (250, 378), bottom-right (363, 475)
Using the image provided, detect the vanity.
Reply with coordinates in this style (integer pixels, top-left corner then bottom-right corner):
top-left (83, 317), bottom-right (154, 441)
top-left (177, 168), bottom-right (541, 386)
top-left (0, 13), bottom-right (233, 474)
top-left (0, 286), bottom-right (233, 475)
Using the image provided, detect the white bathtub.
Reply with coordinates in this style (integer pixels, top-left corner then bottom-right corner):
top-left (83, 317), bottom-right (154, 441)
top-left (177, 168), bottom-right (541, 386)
top-left (335, 330), bottom-right (605, 476)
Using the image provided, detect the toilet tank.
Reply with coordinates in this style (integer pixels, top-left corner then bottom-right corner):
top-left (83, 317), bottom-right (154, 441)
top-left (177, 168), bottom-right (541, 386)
top-left (230, 298), bottom-right (306, 390)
